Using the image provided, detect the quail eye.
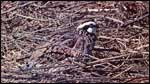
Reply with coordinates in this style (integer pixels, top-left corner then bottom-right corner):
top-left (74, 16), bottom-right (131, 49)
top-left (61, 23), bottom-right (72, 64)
top-left (83, 25), bottom-right (90, 29)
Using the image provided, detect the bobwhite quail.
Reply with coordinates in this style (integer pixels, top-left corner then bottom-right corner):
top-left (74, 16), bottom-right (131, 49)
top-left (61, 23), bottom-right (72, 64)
top-left (2, 21), bottom-right (119, 83)
top-left (46, 21), bottom-right (97, 58)
top-left (20, 21), bottom-right (98, 71)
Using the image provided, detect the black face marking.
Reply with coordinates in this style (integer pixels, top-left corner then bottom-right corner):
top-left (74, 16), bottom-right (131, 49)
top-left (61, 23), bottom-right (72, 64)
top-left (81, 24), bottom-right (96, 32)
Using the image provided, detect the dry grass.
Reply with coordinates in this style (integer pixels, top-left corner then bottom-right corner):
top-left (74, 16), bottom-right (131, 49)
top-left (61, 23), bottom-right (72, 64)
top-left (1, 1), bottom-right (149, 83)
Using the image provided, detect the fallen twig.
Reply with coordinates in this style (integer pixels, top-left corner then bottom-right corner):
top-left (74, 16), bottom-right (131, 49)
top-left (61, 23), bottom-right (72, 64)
top-left (121, 13), bottom-right (149, 27)
top-left (135, 44), bottom-right (149, 50)
top-left (98, 36), bottom-right (129, 42)
top-left (15, 13), bottom-right (50, 22)
top-left (93, 46), bottom-right (120, 52)
top-left (1, 1), bottom-right (36, 14)
top-left (87, 54), bottom-right (130, 65)
top-left (112, 66), bottom-right (133, 78)
top-left (32, 1), bottom-right (50, 8)
top-left (123, 76), bottom-right (149, 83)
top-left (126, 49), bottom-right (149, 54)
top-left (105, 16), bottom-right (124, 24)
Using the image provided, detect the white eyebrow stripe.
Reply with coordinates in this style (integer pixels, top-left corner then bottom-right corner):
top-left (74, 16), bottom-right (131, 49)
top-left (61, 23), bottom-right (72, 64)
top-left (77, 21), bottom-right (96, 30)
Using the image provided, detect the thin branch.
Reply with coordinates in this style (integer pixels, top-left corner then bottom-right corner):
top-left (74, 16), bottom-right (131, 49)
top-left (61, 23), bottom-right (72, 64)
top-left (87, 54), bottom-right (130, 65)
top-left (112, 66), bottom-right (133, 78)
top-left (126, 49), bottom-right (149, 54)
top-left (15, 13), bottom-right (50, 22)
top-left (1, 1), bottom-right (36, 14)
top-left (135, 44), bottom-right (149, 50)
top-left (98, 36), bottom-right (129, 42)
top-left (121, 13), bottom-right (149, 27)
top-left (105, 16), bottom-right (124, 24)
top-left (93, 46), bottom-right (120, 52)
top-left (32, 1), bottom-right (50, 8)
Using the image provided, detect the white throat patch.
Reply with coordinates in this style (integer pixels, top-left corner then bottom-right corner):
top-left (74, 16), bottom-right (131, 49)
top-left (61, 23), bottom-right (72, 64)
top-left (87, 27), bottom-right (96, 33)
top-left (77, 21), bottom-right (96, 31)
